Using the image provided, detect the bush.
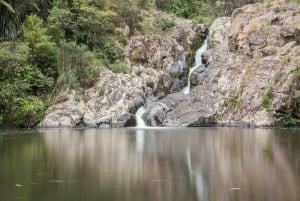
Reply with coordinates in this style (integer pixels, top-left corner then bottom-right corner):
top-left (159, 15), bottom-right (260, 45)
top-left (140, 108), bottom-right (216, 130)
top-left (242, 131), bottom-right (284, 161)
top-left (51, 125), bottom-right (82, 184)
top-left (108, 62), bottom-right (129, 74)
top-left (262, 89), bottom-right (274, 110)
top-left (282, 113), bottom-right (297, 127)
top-left (155, 16), bottom-right (176, 31)
top-left (56, 42), bottom-right (103, 90)
top-left (11, 97), bottom-right (45, 128)
top-left (97, 86), bottom-right (105, 96)
top-left (22, 14), bottom-right (58, 79)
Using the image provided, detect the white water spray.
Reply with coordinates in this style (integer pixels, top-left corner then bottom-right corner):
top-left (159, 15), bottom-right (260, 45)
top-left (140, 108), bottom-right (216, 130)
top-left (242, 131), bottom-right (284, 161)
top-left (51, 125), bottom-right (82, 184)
top-left (135, 106), bottom-right (147, 128)
top-left (182, 39), bottom-right (208, 95)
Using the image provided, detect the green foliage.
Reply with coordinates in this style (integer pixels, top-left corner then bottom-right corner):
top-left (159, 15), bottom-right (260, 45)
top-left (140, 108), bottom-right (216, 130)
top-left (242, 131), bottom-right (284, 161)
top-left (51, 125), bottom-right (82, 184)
top-left (108, 62), bottom-right (129, 74)
top-left (296, 96), bottom-right (300, 112)
top-left (99, 40), bottom-right (123, 64)
top-left (262, 89), bottom-right (274, 110)
top-left (155, 16), bottom-right (176, 31)
top-left (282, 113), bottom-right (297, 127)
top-left (55, 42), bottom-right (103, 91)
top-left (97, 86), bottom-right (105, 96)
top-left (22, 14), bottom-right (58, 78)
top-left (155, 0), bottom-right (223, 25)
top-left (74, 91), bottom-right (82, 102)
top-left (47, 0), bottom-right (75, 45)
top-left (226, 95), bottom-right (243, 109)
top-left (11, 96), bottom-right (45, 127)
top-left (118, 1), bottom-right (142, 36)
top-left (73, 0), bottom-right (117, 49)
top-left (52, 92), bottom-right (68, 104)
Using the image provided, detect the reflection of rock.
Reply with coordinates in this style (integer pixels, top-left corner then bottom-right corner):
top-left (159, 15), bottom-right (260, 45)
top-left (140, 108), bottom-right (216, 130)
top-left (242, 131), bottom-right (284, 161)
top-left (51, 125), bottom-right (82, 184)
top-left (41, 128), bottom-right (300, 201)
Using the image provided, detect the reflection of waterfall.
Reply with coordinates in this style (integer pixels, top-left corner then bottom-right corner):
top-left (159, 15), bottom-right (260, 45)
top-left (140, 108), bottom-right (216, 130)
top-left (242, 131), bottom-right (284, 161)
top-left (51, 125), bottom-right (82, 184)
top-left (186, 147), bottom-right (207, 201)
top-left (135, 106), bottom-right (147, 128)
top-left (136, 129), bottom-right (145, 152)
top-left (182, 39), bottom-right (208, 95)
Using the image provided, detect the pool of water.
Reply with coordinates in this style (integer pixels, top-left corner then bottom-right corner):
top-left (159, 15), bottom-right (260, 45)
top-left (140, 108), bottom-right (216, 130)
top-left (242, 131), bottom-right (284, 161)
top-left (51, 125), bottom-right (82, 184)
top-left (0, 128), bottom-right (299, 201)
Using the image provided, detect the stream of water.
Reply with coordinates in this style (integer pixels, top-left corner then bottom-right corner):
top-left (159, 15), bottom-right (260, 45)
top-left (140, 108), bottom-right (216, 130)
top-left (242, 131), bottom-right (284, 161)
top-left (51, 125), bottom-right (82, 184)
top-left (135, 106), bottom-right (147, 128)
top-left (182, 38), bottom-right (208, 95)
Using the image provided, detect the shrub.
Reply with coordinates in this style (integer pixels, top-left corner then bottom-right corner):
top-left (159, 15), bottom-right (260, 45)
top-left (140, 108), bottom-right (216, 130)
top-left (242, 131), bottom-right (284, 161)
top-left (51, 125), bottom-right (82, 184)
top-left (282, 113), bottom-right (297, 127)
top-left (262, 89), bottom-right (274, 110)
top-left (22, 14), bottom-right (58, 79)
top-left (226, 95), bottom-right (243, 109)
top-left (155, 16), bottom-right (176, 31)
top-left (97, 86), bottom-right (105, 96)
top-left (11, 97), bottom-right (45, 128)
top-left (108, 62), bottom-right (129, 74)
top-left (56, 42), bottom-right (103, 90)
top-left (74, 92), bottom-right (82, 102)
top-left (52, 92), bottom-right (68, 104)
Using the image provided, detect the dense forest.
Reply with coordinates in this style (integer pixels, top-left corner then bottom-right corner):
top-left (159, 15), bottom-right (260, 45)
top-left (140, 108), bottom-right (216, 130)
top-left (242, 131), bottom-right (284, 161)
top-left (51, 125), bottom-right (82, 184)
top-left (1, 0), bottom-right (299, 127)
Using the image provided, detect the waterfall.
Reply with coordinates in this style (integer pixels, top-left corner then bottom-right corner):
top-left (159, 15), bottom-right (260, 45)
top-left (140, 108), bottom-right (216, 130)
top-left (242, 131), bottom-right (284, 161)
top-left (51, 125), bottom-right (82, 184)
top-left (135, 106), bottom-right (147, 128)
top-left (182, 39), bottom-right (208, 95)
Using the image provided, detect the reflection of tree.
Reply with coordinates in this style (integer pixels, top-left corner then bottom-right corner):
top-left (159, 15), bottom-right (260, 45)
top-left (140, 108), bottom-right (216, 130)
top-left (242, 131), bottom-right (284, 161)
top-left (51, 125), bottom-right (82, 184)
top-left (274, 129), bottom-right (300, 181)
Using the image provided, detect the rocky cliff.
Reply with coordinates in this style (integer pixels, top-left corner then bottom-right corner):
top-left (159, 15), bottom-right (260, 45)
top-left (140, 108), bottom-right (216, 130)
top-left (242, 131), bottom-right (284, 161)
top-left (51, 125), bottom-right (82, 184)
top-left (41, 3), bottom-right (300, 128)
top-left (144, 2), bottom-right (300, 127)
top-left (41, 12), bottom-right (207, 128)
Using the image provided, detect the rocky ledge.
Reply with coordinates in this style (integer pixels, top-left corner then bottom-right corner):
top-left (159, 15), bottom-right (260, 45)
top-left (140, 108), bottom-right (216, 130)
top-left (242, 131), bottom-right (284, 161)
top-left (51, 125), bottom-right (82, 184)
top-left (144, 3), bottom-right (300, 127)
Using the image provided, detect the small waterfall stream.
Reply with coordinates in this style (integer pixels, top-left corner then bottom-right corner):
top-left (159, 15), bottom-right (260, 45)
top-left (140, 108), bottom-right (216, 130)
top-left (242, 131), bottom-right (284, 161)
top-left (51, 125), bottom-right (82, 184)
top-left (135, 106), bottom-right (147, 128)
top-left (135, 38), bottom-right (208, 127)
top-left (182, 39), bottom-right (208, 95)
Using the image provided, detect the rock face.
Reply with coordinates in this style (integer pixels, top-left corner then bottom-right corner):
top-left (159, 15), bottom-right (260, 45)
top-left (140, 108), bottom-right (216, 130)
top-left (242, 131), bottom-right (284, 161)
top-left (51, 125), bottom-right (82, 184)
top-left (144, 3), bottom-right (300, 127)
top-left (42, 3), bottom-right (300, 128)
top-left (41, 13), bottom-right (206, 128)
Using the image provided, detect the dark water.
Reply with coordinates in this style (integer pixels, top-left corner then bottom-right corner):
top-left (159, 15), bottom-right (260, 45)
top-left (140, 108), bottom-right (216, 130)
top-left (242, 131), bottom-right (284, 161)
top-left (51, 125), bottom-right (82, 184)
top-left (0, 128), bottom-right (300, 201)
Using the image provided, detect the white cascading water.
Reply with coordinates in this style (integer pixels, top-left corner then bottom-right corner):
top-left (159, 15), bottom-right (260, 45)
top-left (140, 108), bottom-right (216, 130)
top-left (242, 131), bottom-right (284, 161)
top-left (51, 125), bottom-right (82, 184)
top-left (135, 106), bottom-right (147, 128)
top-left (182, 38), bottom-right (208, 95)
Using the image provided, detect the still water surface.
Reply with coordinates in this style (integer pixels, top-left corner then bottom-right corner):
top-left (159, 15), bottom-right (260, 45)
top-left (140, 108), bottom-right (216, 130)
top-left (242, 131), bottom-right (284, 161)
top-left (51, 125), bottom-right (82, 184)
top-left (0, 128), bottom-right (300, 201)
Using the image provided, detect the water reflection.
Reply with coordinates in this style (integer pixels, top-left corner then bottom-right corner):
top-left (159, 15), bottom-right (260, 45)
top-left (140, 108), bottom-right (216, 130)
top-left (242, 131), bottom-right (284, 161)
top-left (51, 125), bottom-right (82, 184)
top-left (136, 129), bottom-right (145, 153)
top-left (0, 128), bottom-right (299, 201)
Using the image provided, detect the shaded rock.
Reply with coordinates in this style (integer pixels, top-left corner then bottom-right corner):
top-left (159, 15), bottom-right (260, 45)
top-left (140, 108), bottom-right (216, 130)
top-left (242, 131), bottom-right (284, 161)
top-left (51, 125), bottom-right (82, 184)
top-left (249, 32), bottom-right (265, 45)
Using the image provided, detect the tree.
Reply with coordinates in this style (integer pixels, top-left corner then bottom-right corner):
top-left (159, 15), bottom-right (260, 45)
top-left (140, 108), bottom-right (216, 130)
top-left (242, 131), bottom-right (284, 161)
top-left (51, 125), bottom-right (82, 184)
top-left (22, 14), bottom-right (58, 78)
top-left (0, 0), bottom-right (40, 40)
top-left (118, 1), bottom-right (142, 36)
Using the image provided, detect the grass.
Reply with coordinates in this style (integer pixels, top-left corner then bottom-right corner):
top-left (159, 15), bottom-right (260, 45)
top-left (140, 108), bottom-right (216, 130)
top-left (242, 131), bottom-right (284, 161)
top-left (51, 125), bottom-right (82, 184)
top-left (226, 95), bottom-right (243, 109)
top-left (97, 86), bottom-right (105, 96)
top-left (262, 89), bottom-right (274, 110)
top-left (108, 62), bottom-right (129, 74)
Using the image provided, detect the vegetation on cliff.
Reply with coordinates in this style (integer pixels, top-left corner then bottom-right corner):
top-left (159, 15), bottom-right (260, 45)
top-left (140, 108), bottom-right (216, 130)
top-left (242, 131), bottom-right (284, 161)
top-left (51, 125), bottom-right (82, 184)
top-left (0, 0), bottom-right (229, 127)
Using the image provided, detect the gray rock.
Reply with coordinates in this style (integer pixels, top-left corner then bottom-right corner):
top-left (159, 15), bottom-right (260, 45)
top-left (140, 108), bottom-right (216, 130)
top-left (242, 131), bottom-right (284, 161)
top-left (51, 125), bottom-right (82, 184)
top-left (249, 32), bottom-right (266, 45)
top-left (280, 25), bottom-right (296, 38)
